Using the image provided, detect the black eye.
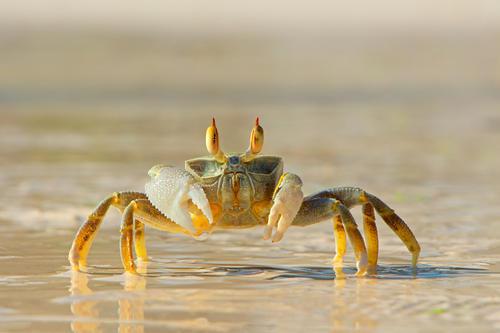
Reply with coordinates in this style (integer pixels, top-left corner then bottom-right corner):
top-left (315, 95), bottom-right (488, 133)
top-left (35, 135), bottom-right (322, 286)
top-left (229, 156), bottom-right (240, 165)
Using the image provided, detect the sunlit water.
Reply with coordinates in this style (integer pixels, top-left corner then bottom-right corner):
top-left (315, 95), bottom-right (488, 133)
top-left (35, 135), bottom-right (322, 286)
top-left (1, 31), bottom-right (500, 332)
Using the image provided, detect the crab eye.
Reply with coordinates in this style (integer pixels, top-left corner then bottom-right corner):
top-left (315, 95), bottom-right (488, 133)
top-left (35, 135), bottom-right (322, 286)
top-left (206, 118), bottom-right (219, 155)
top-left (250, 117), bottom-right (264, 154)
top-left (229, 155), bottom-right (240, 165)
top-left (205, 118), bottom-right (227, 163)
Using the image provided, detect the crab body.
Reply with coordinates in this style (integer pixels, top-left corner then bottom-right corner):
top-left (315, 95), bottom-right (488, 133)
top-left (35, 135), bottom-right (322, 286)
top-left (69, 118), bottom-right (421, 277)
top-left (185, 154), bottom-right (283, 228)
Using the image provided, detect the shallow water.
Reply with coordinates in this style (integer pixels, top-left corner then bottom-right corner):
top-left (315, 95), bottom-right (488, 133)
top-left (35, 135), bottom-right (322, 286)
top-left (1, 31), bottom-right (500, 332)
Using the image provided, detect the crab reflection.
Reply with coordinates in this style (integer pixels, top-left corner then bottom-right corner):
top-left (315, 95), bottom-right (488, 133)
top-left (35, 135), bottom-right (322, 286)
top-left (70, 263), bottom-right (148, 333)
top-left (68, 261), bottom-right (487, 333)
top-left (70, 272), bottom-right (103, 333)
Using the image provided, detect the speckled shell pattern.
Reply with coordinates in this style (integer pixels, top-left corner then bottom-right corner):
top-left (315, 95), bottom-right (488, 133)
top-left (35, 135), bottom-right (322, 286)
top-left (145, 165), bottom-right (214, 232)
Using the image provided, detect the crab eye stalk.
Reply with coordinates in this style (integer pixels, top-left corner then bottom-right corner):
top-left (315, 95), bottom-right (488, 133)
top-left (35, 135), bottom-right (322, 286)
top-left (242, 117), bottom-right (264, 162)
top-left (206, 118), bottom-right (227, 163)
top-left (250, 117), bottom-right (264, 154)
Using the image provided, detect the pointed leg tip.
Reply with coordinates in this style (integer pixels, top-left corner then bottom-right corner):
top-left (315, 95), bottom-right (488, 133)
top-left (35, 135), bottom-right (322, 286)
top-left (124, 268), bottom-right (138, 276)
top-left (355, 269), bottom-right (368, 277)
top-left (262, 225), bottom-right (272, 240)
top-left (332, 257), bottom-right (344, 268)
top-left (68, 255), bottom-right (78, 268)
top-left (412, 252), bottom-right (420, 268)
top-left (271, 232), bottom-right (284, 243)
top-left (355, 255), bottom-right (368, 277)
top-left (367, 265), bottom-right (378, 276)
top-left (333, 267), bottom-right (346, 279)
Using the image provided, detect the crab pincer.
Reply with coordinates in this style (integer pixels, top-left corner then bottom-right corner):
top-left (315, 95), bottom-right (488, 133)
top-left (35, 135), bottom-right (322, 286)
top-left (145, 165), bottom-right (214, 233)
top-left (263, 173), bottom-right (304, 242)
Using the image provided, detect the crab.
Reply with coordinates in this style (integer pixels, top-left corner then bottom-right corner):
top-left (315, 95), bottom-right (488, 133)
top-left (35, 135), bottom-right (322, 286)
top-left (68, 118), bottom-right (420, 276)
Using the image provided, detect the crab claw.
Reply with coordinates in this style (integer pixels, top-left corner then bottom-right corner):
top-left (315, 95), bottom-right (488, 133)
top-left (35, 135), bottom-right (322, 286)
top-left (145, 165), bottom-right (213, 233)
top-left (263, 173), bottom-right (303, 242)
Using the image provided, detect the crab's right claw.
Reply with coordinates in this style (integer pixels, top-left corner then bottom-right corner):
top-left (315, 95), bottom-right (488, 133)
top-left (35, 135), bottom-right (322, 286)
top-left (145, 165), bottom-right (213, 233)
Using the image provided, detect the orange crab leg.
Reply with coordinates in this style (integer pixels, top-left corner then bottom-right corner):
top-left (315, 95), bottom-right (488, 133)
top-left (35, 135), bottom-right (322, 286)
top-left (68, 192), bottom-right (147, 271)
top-left (134, 220), bottom-right (148, 262)
top-left (362, 203), bottom-right (379, 273)
top-left (332, 215), bottom-right (347, 267)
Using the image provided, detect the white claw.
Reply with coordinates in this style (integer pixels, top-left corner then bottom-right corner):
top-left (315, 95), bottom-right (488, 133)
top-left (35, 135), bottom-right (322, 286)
top-left (263, 209), bottom-right (279, 240)
top-left (145, 165), bottom-right (213, 232)
top-left (265, 178), bottom-right (303, 243)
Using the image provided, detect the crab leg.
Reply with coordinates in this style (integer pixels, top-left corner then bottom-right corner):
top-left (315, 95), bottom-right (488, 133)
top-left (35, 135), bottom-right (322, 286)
top-left (70, 165), bottom-right (214, 272)
top-left (134, 220), bottom-right (148, 261)
top-left (333, 201), bottom-right (368, 276)
top-left (362, 203), bottom-right (379, 273)
top-left (332, 215), bottom-right (347, 267)
top-left (307, 187), bottom-right (420, 268)
top-left (292, 197), bottom-right (368, 276)
top-left (120, 198), bottom-right (194, 273)
top-left (121, 201), bottom-right (136, 273)
top-left (68, 192), bottom-right (147, 271)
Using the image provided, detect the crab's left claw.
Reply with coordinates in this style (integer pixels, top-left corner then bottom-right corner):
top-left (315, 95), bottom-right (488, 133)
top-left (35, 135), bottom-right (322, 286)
top-left (264, 173), bottom-right (304, 242)
top-left (145, 165), bottom-right (213, 233)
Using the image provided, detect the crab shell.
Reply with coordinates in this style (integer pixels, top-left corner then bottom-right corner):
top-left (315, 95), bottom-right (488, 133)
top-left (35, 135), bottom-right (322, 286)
top-left (144, 154), bottom-right (284, 231)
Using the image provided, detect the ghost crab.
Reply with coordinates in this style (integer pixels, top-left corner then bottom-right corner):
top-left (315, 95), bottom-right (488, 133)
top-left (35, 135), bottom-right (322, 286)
top-left (69, 118), bottom-right (420, 276)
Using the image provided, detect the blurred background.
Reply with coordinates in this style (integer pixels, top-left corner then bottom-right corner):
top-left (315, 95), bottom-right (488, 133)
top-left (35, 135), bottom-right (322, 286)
top-left (1, 1), bottom-right (500, 332)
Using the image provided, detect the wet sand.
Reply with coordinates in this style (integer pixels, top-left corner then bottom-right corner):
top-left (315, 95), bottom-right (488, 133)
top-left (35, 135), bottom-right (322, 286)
top-left (1, 31), bottom-right (500, 332)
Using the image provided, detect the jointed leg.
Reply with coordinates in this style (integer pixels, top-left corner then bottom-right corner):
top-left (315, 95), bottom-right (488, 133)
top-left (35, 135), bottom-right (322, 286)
top-left (332, 215), bottom-right (346, 267)
top-left (68, 192), bottom-right (147, 271)
top-left (308, 187), bottom-right (420, 268)
top-left (134, 220), bottom-right (148, 262)
top-left (121, 202), bottom-right (137, 273)
top-left (362, 203), bottom-right (378, 273)
top-left (293, 197), bottom-right (368, 276)
top-left (333, 201), bottom-right (368, 276)
top-left (120, 198), bottom-right (192, 274)
top-left (365, 193), bottom-right (420, 267)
